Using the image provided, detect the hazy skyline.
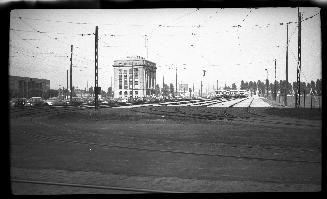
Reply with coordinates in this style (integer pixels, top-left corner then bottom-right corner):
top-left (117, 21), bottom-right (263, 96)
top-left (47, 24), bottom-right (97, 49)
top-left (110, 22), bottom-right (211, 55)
top-left (9, 8), bottom-right (321, 91)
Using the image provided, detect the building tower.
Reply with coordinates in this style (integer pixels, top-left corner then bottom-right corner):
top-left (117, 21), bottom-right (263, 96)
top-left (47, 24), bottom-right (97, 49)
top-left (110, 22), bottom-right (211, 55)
top-left (113, 56), bottom-right (156, 98)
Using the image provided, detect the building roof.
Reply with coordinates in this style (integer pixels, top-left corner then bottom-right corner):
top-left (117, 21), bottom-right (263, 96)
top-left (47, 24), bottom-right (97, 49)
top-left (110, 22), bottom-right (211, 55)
top-left (113, 56), bottom-right (156, 69)
top-left (10, 75), bottom-right (50, 82)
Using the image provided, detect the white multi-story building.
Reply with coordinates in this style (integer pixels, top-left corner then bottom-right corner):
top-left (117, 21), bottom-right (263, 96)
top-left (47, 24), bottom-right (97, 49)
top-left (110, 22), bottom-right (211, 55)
top-left (113, 56), bottom-right (157, 98)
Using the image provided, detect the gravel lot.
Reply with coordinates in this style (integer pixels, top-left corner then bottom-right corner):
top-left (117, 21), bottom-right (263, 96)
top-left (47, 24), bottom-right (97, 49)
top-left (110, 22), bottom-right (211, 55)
top-left (10, 99), bottom-right (321, 193)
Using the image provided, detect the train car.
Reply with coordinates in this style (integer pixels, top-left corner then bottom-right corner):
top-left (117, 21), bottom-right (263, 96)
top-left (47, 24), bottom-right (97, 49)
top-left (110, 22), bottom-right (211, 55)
top-left (229, 90), bottom-right (239, 98)
top-left (215, 89), bottom-right (250, 99)
top-left (215, 90), bottom-right (230, 99)
top-left (214, 90), bottom-right (225, 99)
top-left (239, 90), bottom-right (249, 98)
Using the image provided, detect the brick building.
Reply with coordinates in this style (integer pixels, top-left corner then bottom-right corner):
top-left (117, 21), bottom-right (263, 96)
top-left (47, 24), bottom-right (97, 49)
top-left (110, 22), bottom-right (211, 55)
top-left (113, 56), bottom-right (156, 98)
top-left (9, 75), bottom-right (50, 99)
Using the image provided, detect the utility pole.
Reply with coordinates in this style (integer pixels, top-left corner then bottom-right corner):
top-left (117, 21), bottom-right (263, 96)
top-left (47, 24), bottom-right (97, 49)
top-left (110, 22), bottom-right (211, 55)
top-left (200, 81), bottom-right (203, 97)
top-left (95, 26), bottom-right (99, 110)
top-left (295, 8), bottom-right (302, 108)
top-left (175, 67), bottom-right (177, 96)
top-left (131, 62), bottom-right (134, 99)
top-left (162, 75), bottom-right (165, 96)
top-left (66, 70), bottom-right (68, 100)
top-left (274, 59), bottom-right (277, 101)
top-left (70, 45), bottom-right (73, 103)
top-left (304, 89), bottom-right (306, 108)
top-left (265, 69), bottom-right (268, 99)
top-left (145, 35), bottom-right (148, 59)
top-left (285, 22), bottom-right (289, 106)
top-left (192, 83), bottom-right (194, 98)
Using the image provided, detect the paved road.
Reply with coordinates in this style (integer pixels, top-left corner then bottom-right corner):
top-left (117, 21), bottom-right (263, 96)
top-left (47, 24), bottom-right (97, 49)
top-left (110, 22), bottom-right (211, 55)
top-left (207, 98), bottom-right (246, 107)
top-left (250, 95), bottom-right (271, 107)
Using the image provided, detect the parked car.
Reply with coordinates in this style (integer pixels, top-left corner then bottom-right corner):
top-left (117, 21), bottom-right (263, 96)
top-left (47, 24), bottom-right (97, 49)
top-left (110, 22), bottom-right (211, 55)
top-left (69, 97), bottom-right (83, 106)
top-left (117, 98), bottom-right (131, 106)
top-left (26, 97), bottom-right (46, 107)
top-left (10, 98), bottom-right (18, 107)
top-left (100, 99), bottom-right (120, 107)
top-left (45, 97), bottom-right (67, 106)
top-left (86, 98), bottom-right (95, 106)
top-left (132, 98), bottom-right (145, 105)
top-left (14, 98), bottom-right (28, 107)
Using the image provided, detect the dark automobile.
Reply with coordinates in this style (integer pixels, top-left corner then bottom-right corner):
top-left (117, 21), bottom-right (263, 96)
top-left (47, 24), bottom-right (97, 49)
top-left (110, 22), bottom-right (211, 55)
top-left (128, 97), bottom-right (144, 105)
top-left (117, 98), bottom-right (131, 106)
top-left (10, 98), bottom-right (17, 107)
top-left (85, 98), bottom-right (95, 106)
top-left (26, 97), bottom-right (46, 107)
top-left (101, 99), bottom-right (120, 107)
top-left (45, 97), bottom-right (67, 106)
top-left (134, 98), bottom-right (145, 105)
top-left (149, 97), bottom-right (160, 104)
top-left (69, 97), bottom-right (83, 106)
top-left (13, 98), bottom-right (27, 107)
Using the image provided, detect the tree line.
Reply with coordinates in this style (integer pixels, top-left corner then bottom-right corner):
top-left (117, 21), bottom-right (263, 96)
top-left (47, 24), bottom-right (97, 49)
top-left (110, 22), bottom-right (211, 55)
top-left (240, 78), bottom-right (322, 97)
top-left (103, 78), bottom-right (321, 98)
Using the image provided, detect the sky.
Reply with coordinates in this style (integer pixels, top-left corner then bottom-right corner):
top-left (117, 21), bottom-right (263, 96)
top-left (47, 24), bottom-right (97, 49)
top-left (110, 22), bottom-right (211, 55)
top-left (9, 8), bottom-right (321, 92)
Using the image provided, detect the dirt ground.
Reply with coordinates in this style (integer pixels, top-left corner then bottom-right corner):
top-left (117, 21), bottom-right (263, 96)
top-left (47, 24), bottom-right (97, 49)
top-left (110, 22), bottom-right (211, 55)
top-left (10, 105), bottom-right (321, 193)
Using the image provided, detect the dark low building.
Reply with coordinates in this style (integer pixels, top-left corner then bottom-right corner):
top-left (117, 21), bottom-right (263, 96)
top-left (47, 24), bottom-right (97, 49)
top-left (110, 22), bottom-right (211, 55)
top-left (9, 75), bottom-right (50, 99)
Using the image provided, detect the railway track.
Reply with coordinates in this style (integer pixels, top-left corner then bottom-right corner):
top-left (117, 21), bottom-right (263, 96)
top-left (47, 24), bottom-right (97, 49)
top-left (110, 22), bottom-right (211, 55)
top-left (20, 127), bottom-right (320, 164)
top-left (22, 117), bottom-right (321, 154)
top-left (10, 106), bottom-right (86, 118)
top-left (11, 179), bottom-right (180, 193)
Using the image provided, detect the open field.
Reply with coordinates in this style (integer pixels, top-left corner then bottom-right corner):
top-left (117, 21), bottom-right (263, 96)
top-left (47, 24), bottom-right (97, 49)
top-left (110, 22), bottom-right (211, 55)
top-left (10, 97), bottom-right (322, 193)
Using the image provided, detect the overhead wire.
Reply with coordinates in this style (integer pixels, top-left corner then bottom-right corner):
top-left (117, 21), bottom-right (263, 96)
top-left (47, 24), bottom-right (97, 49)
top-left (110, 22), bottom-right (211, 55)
top-left (11, 9), bottom-right (320, 84)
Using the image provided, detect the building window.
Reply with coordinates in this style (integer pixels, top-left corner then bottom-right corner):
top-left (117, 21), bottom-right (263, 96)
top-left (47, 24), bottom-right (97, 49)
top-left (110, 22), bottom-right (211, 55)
top-left (124, 75), bottom-right (128, 89)
top-left (134, 80), bottom-right (138, 86)
top-left (134, 68), bottom-right (138, 79)
top-left (135, 91), bottom-right (138, 95)
top-left (130, 91), bottom-right (133, 95)
top-left (129, 68), bottom-right (133, 74)
top-left (129, 74), bottom-right (133, 89)
top-left (119, 75), bottom-right (122, 89)
top-left (119, 69), bottom-right (122, 74)
top-left (119, 91), bottom-right (122, 95)
top-left (124, 70), bottom-right (127, 74)
top-left (124, 91), bottom-right (127, 96)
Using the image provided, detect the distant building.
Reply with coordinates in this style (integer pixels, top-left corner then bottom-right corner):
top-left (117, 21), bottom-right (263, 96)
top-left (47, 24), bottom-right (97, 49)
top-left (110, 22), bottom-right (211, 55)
top-left (9, 75), bottom-right (50, 99)
top-left (113, 56), bottom-right (156, 98)
top-left (73, 88), bottom-right (89, 98)
top-left (179, 84), bottom-right (188, 93)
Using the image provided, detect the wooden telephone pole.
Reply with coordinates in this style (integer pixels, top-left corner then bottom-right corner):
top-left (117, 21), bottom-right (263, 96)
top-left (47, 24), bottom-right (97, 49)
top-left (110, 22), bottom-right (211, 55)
top-left (95, 26), bottom-right (99, 110)
top-left (295, 7), bottom-right (302, 108)
top-left (70, 45), bottom-right (73, 102)
top-left (285, 22), bottom-right (289, 106)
